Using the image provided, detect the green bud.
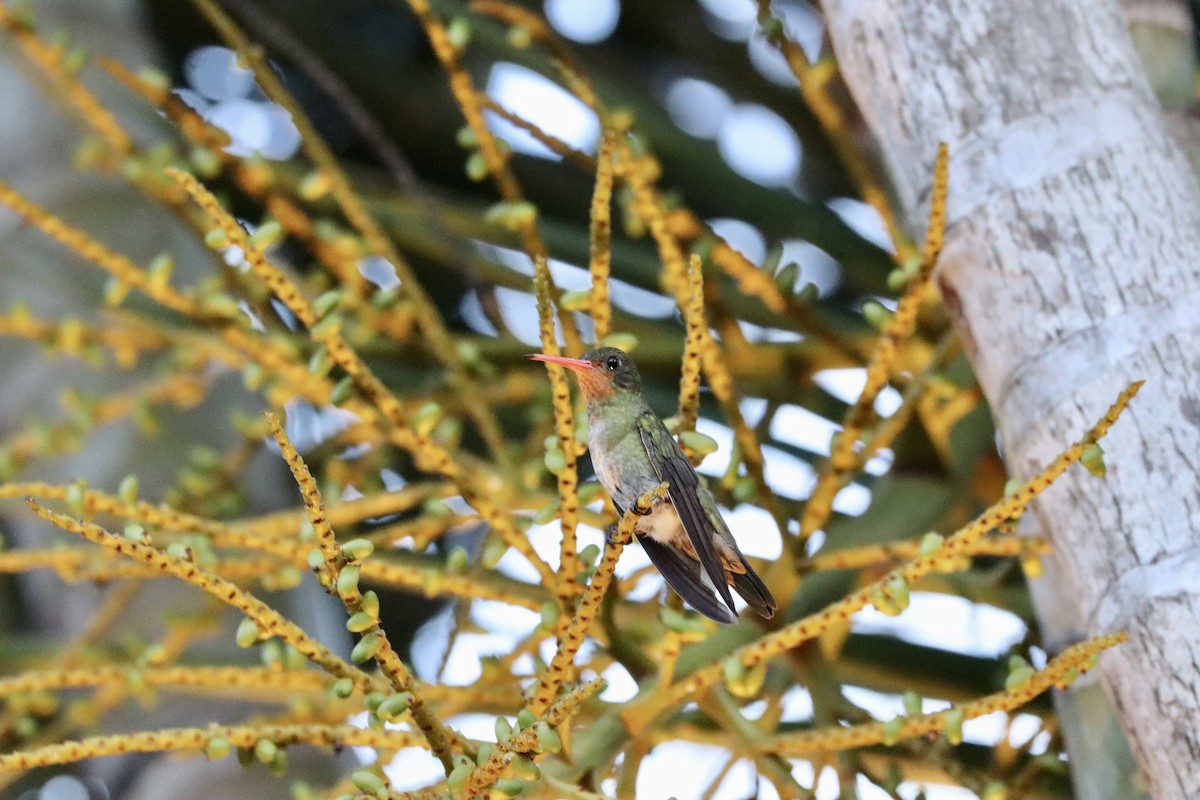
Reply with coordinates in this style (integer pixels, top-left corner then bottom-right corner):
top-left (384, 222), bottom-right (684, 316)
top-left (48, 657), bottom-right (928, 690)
top-left (722, 655), bottom-right (746, 685)
top-left (507, 24), bottom-right (532, 49)
top-left (1080, 442), bottom-right (1106, 477)
top-left (329, 376), bottom-right (354, 406)
top-left (351, 631), bottom-right (382, 664)
top-left (1004, 478), bottom-right (1022, 496)
top-left (446, 546), bottom-right (469, 573)
top-left (539, 601), bottom-right (559, 629)
top-left (476, 742), bottom-right (496, 762)
top-left (456, 126), bottom-right (479, 149)
top-left (446, 17), bottom-right (472, 50)
top-left (306, 547), bottom-right (326, 572)
top-left (236, 618), bottom-right (262, 648)
top-left (485, 200), bottom-right (538, 231)
top-left (536, 721), bottom-right (562, 753)
top-left (190, 146), bottom-right (220, 178)
top-left (494, 715), bottom-right (514, 743)
top-left (204, 228), bottom-right (230, 249)
top-left (249, 220), bottom-right (283, 250)
top-left (579, 543), bottom-right (601, 565)
top-left (136, 67), bottom-right (171, 91)
top-left (465, 150), bottom-right (488, 181)
top-left (254, 738), bottom-right (277, 763)
top-left (517, 708), bottom-right (536, 729)
top-left (270, 748), bottom-right (288, 775)
top-left (312, 290), bottom-right (342, 320)
top-left (944, 707), bottom-right (965, 745)
top-left (725, 660), bottom-right (767, 699)
top-left (447, 763), bottom-right (472, 791)
top-left (533, 500), bottom-right (560, 526)
top-left (346, 611), bottom-right (375, 633)
top-left (862, 299), bottom-right (894, 330)
top-left (260, 639), bottom-right (283, 666)
top-left (66, 479), bottom-right (87, 516)
top-left (412, 402), bottom-right (442, 436)
top-left (773, 262), bottom-right (799, 294)
top-left (482, 536), bottom-right (508, 568)
top-left (298, 171), bottom-right (331, 201)
top-left (1059, 666), bottom-right (1080, 687)
top-left (543, 446), bottom-right (567, 475)
top-left (885, 573), bottom-right (910, 612)
top-left (364, 692), bottom-right (386, 711)
top-left (205, 737), bottom-right (232, 760)
top-left (495, 778), bottom-right (525, 797)
top-left (340, 538), bottom-right (374, 562)
top-left (337, 564), bottom-right (360, 598)
top-left (376, 692), bottom-right (411, 721)
top-left (361, 590), bottom-right (380, 618)
top-left (559, 289), bottom-right (592, 311)
top-left (903, 690), bottom-right (922, 715)
top-left (330, 677), bottom-right (355, 699)
top-left (309, 314), bottom-right (342, 341)
top-left (124, 523), bottom-right (147, 542)
top-left (1005, 664), bottom-right (1036, 691)
top-left (510, 753), bottom-right (540, 780)
top-left (918, 531), bottom-right (944, 556)
top-left (117, 474), bottom-right (139, 505)
top-left (882, 715), bottom-right (905, 746)
top-left (678, 430), bottom-right (718, 458)
top-left (600, 332), bottom-right (638, 352)
top-left (351, 770), bottom-right (389, 799)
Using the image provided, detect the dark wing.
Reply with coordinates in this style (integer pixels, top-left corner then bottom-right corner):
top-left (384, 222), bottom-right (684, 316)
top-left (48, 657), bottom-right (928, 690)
top-left (636, 411), bottom-right (738, 617)
top-left (637, 535), bottom-right (735, 624)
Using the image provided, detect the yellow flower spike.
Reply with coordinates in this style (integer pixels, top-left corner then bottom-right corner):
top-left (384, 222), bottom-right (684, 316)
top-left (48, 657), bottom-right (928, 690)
top-left (677, 254), bottom-right (707, 438)
top-left (766, 632), bottom-right (1125, 757)
top-left (264, 412), bottom-right (340, 589)
top-left (588, 129), bottom-right (617, 342)
top-left (0, 722), bottom-right (429, 773)
top-left (532, 255), bottom-right (584, 634)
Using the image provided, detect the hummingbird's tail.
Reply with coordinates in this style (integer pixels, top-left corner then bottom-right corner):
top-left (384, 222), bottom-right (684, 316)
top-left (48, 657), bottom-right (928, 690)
top-left (729, 557), bottom-right (777, 619)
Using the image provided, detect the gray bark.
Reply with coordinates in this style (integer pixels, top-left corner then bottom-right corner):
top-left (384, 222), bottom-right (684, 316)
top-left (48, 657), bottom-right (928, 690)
top-left (822, 1), bottom-right (1200, 797)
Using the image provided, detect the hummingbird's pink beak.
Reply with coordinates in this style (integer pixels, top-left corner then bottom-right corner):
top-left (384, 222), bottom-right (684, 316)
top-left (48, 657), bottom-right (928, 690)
top-left (528, 353), bottom-right (593, 373)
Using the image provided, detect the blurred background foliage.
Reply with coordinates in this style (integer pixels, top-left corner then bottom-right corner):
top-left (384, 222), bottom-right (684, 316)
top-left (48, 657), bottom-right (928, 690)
top-left (0, 0), bottom-right (1179, 798)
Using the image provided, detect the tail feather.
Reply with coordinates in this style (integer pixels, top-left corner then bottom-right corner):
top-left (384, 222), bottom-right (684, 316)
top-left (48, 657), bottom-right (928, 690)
top-left (637, 534), bottom-right (736, 623)
top-left (730, 556), bottom-right (777, 619)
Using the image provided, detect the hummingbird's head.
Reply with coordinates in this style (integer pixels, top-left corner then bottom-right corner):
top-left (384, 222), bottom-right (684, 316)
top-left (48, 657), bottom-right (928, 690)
top-left (528, 347), bottom-right (642, 403)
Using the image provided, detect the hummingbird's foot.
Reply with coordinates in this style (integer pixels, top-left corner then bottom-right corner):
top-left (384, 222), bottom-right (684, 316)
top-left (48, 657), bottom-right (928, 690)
top-left (633, 495), bottom-right (664, 516)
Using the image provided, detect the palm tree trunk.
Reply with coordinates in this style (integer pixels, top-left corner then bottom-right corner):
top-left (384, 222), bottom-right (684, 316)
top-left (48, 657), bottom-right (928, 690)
top-left (820, 1), bottom-right (1200, 797)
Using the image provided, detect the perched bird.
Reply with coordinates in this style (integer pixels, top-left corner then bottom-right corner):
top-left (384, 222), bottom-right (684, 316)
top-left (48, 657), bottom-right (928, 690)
top-left (530, 347), bottom-right (776, 623)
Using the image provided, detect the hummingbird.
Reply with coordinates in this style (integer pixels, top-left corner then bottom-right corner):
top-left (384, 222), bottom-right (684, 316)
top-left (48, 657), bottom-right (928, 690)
top-left (530, 347), bottom-right (776, 623)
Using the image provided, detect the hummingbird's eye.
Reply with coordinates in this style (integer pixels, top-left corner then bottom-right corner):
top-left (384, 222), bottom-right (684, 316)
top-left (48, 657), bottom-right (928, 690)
top-left (605, 355), bottom-right (620, 370)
